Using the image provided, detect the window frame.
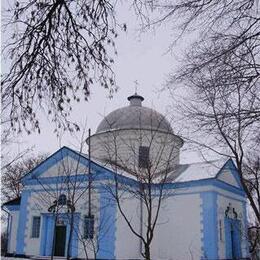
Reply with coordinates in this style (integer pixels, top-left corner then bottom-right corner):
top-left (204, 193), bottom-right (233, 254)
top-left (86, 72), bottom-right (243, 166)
top-left (138, 146), bottom-right (150, 168)
top-left (31, 216), bottom-right (41, 238)
top-left (83, 215), bottom-right (94, 239)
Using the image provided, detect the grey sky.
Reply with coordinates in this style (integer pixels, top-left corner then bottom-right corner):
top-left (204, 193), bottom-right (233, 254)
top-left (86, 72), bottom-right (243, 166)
top-left (2, 2), bottom-right (206, 164)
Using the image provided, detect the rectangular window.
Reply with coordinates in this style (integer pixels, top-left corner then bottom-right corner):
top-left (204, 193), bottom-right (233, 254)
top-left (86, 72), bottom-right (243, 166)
top-left (138, 146), bottom-right (150, 168)
top-left (31, 216), bottom-right (41, 238)
top-left (84, 215), bottom-right (94, 239)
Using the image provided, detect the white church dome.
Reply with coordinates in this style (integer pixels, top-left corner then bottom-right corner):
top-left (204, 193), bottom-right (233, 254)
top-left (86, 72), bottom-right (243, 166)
top-left (96, 94), bottom-right (173, 134)
top-left (89, 94), bottom-right (183, 173)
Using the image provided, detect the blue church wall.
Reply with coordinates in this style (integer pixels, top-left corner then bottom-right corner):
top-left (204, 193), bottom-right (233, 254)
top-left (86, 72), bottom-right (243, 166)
top-left (7, 147), bottom-right (249, 259)
top-left (200, 191), bottom-right (248, 260)
top-left (40, 214), bottom-right (55, 256)
top-left (97, 187), bottom-right (116, 259)
top-left (39, 214), bottom-right (49, 255)
top-left (200, 191), bottom-right (218, 260)
top-left (16, 190), bottom-right (31, 255)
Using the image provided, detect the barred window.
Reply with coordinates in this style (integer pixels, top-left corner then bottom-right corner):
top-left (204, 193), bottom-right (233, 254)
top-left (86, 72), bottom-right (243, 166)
top-left (31, 216), bottom-right (41, 238)
top-left (84, 215), bottom-right (94, 239)
top-left (138, 146), bottom-right (150, 168)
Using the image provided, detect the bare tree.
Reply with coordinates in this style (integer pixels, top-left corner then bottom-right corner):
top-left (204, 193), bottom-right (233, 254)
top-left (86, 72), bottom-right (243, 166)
top-left (0, 88), bottom-right (35, 176)
top-left (244, 154), bottom-right (260, 221)
top-left (76, 215), bottom-right (99, 259)
top-left (138, 0), bottom-right (259, 76)
top-left (1, 153), bottom-right (48, 257)
top-left (91, 114), bottom-right (182, 260)
top-left (244, 154), bottom-right (260, 258)
top-left (166, 59), bottom-right (260, 255)
top-left (173, 65), bottom-right (258, 197)
top-left (135, 0), bottom-right (260, 255)
top-left (1, 153), bottom-right (48, 201)
top-left (133, 0), bottom-right (260, 127)
top-left (1, 0), bottom-right (127, 133)
top-left (248, 225), bottom-right (260, 260)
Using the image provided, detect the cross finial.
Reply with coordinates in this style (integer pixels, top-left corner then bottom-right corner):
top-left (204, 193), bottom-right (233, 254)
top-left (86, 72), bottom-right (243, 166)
top-left (134, 80), bottom-right (139, 95)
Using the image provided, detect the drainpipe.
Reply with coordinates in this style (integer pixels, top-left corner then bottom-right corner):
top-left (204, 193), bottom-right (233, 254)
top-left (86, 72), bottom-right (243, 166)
top-left (88, 128), bottom-right (92, 217)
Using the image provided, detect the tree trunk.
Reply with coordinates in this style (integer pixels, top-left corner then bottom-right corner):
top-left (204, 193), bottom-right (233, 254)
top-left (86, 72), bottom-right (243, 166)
top-left (144, 244), bottom-right (151, 260)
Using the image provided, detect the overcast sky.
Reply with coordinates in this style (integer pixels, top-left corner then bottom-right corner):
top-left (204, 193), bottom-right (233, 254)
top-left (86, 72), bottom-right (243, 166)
top-left (2, 2), bottom-right (208, 164)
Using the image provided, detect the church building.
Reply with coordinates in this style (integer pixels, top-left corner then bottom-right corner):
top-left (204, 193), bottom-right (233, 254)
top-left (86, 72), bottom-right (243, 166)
top-left (3, 94), bottom-right (249, 260)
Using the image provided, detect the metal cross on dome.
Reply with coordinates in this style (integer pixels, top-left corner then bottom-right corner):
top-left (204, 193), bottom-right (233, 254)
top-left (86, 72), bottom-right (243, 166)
top-left (134, 80), bottom-right (139, 95)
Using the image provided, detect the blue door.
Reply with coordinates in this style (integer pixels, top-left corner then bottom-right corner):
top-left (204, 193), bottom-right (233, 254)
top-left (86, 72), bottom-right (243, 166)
top-left (225, 218), bottom-right (241, 259)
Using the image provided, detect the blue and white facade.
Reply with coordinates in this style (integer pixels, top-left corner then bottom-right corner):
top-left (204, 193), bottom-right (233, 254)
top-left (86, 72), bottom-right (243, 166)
top-left (3, 95), bottom-right (250, 260)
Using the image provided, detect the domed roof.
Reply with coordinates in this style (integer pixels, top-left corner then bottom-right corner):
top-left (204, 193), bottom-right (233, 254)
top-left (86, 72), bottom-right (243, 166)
top-left (96, 94), bottom-right (173, 134)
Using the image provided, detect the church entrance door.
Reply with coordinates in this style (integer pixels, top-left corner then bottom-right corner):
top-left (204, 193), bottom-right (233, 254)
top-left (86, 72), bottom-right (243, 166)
top-left (225, 218), bottom-right (241, 259)
top-left (54, 225), bottom-right (67, 256)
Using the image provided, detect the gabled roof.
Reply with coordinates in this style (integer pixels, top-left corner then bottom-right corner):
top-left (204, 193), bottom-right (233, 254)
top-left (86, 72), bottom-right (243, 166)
top-left (20, 146), bottom-right (243, 192)
top-left (21, 146), bottom-right (99, 183)
top-left (165, 158), bottom-right (243, 189)
top-left (21, 146), bottom-right (139, 186)
top-left (172, 158), bottom-right (228, 182)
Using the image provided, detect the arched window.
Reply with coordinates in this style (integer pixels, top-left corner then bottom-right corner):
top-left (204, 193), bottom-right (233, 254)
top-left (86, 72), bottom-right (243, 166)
top-left (58, 194), bottom-right (67, 206)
